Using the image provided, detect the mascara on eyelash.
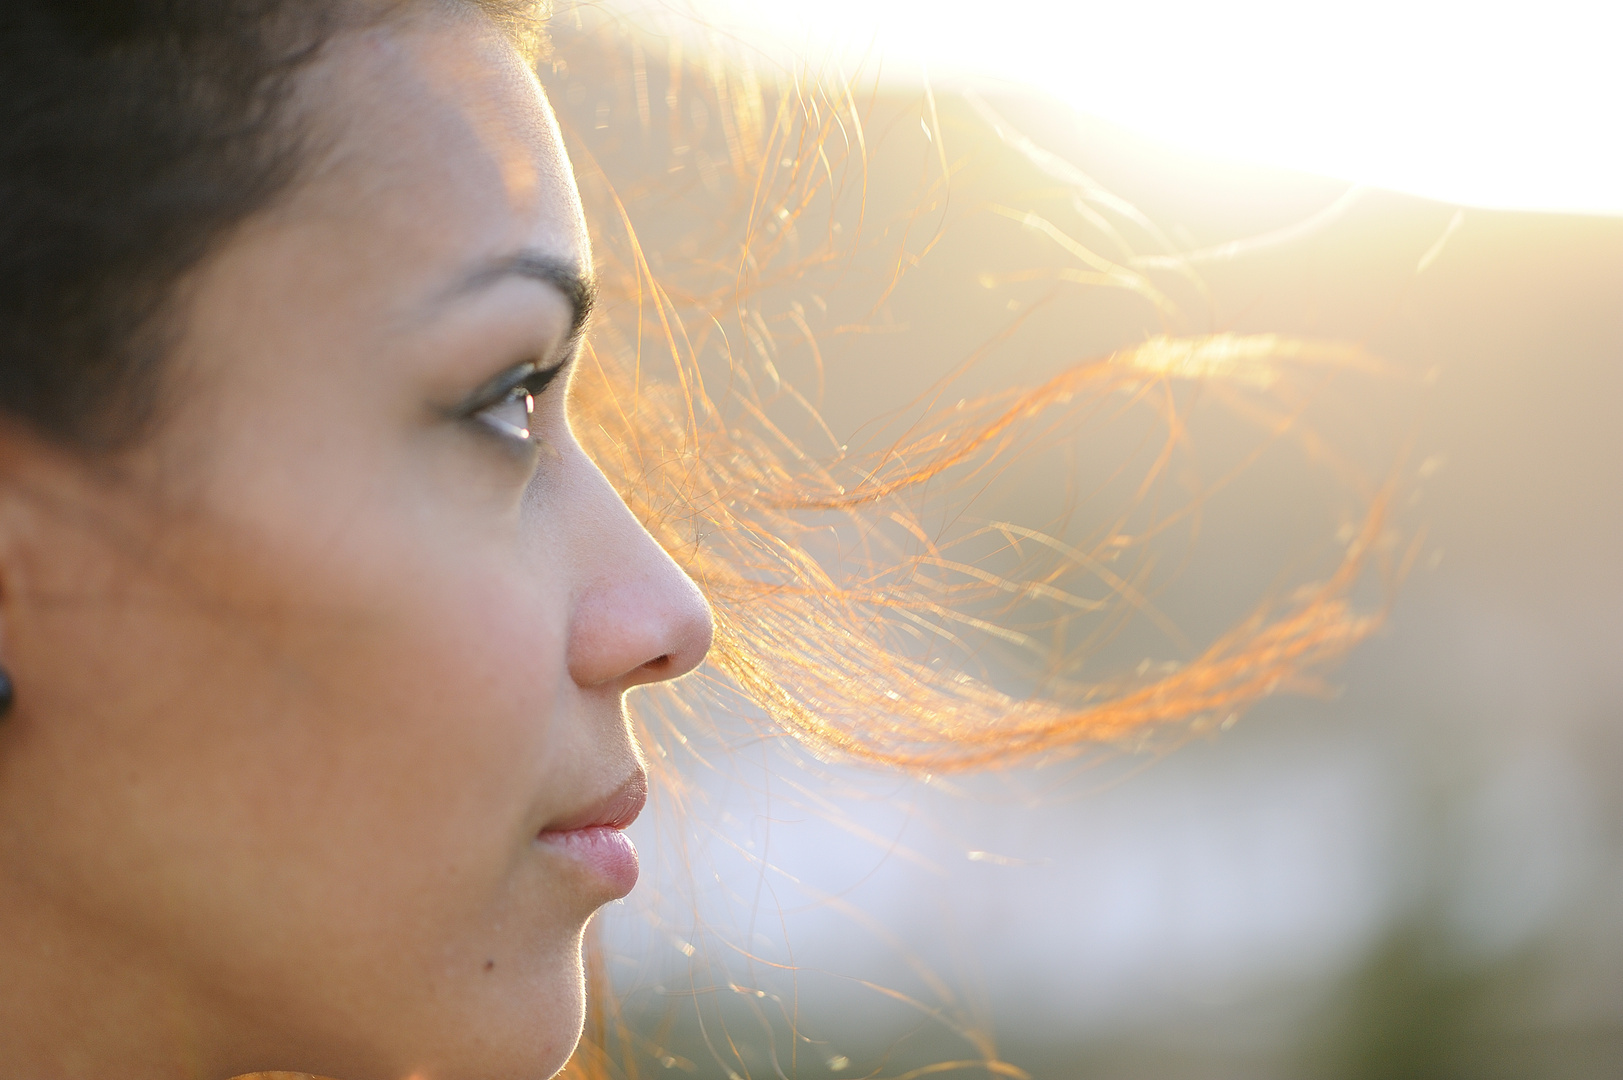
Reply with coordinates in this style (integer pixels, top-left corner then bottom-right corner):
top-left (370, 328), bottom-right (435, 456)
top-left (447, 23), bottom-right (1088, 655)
top-left (461, 358), bottom-right (566, 414)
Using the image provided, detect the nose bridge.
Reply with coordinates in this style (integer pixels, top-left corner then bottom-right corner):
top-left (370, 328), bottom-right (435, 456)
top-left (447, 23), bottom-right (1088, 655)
top-left (564, 456), bottom-right (713, 691)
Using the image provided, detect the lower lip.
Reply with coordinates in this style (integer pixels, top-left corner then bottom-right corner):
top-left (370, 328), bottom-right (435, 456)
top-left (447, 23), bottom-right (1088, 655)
top-left (535, 826), bottom-right (639, 897)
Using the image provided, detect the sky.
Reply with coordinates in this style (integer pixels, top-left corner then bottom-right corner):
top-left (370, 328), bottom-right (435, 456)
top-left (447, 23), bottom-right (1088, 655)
top-left (629, 0), bottom-right (1623, 216)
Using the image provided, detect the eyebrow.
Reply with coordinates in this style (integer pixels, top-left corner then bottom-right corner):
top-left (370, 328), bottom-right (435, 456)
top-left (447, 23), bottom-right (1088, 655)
top-left (444, 250), bottom-right (598, 343)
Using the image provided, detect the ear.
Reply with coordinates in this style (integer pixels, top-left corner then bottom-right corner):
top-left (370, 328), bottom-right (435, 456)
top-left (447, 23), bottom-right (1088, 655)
top-left (0, 427), bottom-right (32, 726)
top-left (0, 417), bottom-right (111, 690)
top-left (0, 421), bottom-right (43, 706)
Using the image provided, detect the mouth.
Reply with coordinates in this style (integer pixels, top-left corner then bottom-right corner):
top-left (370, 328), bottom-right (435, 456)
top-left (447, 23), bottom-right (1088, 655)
top-left (534, 770), bottom-right (647, 898)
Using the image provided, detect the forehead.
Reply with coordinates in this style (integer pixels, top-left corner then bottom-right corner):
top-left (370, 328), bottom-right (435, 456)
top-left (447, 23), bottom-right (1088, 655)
top-left (291, 10), bottom-right (589, 278)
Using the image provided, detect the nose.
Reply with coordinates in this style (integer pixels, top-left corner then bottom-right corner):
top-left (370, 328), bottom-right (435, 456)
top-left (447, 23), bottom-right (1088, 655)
top-left (564, 462), bottom-right (714, 692)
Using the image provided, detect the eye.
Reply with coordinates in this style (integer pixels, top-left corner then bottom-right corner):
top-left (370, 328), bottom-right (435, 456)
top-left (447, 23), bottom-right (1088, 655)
top-left (462, 360), bottom-right (568, 449)
top-left (475, 384), bottom-right (535, 444)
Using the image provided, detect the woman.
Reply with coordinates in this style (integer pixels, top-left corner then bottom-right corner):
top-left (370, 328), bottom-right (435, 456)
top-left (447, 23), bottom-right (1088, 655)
top-left (0, 2), bottom-right (710, 1077)
top-left (0, 1), bottom-right (1390, 1077)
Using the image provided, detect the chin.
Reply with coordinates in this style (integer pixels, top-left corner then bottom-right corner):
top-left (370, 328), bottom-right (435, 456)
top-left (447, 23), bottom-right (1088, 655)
top-left (449, 937), bottom-right (590, 1080)
top-left (309, 938), bottom-right (590, 1080)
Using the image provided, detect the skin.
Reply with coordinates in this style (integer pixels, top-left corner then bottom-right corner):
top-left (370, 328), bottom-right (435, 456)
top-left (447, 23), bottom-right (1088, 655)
top-left (0, 9), bottom-right (711, 1080)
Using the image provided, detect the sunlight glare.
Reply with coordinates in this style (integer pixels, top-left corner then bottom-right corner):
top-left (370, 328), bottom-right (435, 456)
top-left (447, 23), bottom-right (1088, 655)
top-left (669, 0), bottom-right (1623, 216)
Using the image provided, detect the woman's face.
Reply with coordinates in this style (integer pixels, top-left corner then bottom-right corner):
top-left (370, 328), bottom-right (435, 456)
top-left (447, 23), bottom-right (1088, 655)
top-left (0, 11), bottom-right (709, 1080)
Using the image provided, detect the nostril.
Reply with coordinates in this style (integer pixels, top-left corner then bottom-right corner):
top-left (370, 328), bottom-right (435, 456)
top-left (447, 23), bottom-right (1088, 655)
top-left (644, 654), bottom-right (672, 672)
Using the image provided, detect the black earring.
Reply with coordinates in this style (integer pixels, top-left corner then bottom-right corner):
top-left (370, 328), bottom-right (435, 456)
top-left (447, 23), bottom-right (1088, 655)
top-left (0, 665), bottom-right (13, 719)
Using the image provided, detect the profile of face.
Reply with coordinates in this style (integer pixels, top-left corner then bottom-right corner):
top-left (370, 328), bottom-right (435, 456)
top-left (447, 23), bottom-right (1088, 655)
top-left (0, 9), bottom-right (711, 1080)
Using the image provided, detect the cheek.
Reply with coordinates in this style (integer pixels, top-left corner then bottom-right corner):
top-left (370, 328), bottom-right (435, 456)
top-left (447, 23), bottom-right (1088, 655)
top-left (214, 538), bottom-right (574, 895)
top-left (2, 506), bottom-right (576, 973)
top-left (283, 567), bottom-right (567, 847)
top-left (0, 504), bottom-right (601, 1070)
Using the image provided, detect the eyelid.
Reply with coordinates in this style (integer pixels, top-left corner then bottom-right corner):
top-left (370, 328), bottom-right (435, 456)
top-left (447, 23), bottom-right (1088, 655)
top-left (459, 357), bottom-right (569, 417)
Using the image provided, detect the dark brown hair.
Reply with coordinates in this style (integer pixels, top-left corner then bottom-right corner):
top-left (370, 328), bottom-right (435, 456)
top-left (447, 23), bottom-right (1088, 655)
top-left (0, 0), bottom-right (544, 449)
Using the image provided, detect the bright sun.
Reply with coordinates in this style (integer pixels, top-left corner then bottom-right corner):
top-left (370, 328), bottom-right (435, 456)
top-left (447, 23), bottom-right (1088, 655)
top-left (642, 0), bottom-right (1623, 217)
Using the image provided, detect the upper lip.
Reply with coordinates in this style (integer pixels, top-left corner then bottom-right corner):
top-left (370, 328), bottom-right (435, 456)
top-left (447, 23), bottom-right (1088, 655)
top-left (541, 769), bottom-right (647, 833)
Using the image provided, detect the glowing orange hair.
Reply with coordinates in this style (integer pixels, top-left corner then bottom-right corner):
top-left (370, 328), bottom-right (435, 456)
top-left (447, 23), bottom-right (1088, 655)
top-left (537, 9), bottom-right (1415, 1079)
top-left (552, 14), bottom-right (1400, 769)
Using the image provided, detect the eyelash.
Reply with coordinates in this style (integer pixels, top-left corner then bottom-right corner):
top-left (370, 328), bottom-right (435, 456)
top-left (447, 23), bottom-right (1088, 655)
top-left (469, 364), bottom-right (565, 449)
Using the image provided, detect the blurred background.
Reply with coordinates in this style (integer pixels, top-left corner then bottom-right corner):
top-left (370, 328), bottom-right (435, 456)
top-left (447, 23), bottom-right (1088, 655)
top-left (548, 3), bottom-right (1623, 1076)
